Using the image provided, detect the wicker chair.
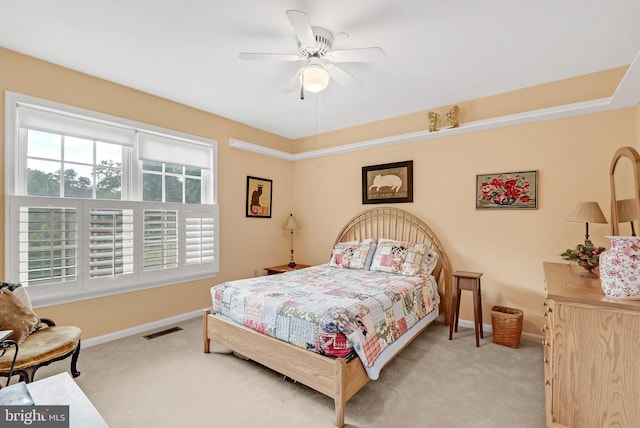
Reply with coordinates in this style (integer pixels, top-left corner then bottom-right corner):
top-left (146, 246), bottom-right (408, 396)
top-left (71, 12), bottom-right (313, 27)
top-left (0, 285), bottom-right (81, 385)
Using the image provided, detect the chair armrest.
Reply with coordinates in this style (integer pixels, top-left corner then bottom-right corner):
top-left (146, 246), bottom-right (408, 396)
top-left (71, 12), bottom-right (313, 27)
top-left (40, 318), bottom-right (56, 327)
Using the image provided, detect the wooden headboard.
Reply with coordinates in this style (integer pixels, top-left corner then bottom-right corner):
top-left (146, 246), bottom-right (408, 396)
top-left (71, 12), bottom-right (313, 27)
top-left (334, 207), bottom-right (452, 325)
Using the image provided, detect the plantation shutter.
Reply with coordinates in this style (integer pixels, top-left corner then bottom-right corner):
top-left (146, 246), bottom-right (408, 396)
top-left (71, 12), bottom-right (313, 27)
top-left (185, 216), bottom-right (215, 266)
top-left (89, 208), bottom-right (134, 278)
top-left (143, 209), bottom-right (178, 271)
top-left (18, 206), bottom-right (78, 286)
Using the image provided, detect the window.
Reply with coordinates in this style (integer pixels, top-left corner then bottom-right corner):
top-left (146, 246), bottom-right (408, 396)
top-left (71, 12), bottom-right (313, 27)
top-left (142, 162), bottom-right (202, 204)
top-left (26, 129), bottom-right (123, 199)
top-left (5, 92), bottom-right (219, 306)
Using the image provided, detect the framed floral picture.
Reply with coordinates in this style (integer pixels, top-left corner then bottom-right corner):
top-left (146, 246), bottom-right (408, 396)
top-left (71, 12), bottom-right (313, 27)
top-left (476, 170), bottom-right (538, 209)
top-left (246, 176), bottom-right (272, 218)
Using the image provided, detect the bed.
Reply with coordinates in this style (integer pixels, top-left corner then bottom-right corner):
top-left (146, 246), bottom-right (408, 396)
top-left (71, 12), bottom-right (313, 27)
top-left (203, 207), bottom-right (452, 427)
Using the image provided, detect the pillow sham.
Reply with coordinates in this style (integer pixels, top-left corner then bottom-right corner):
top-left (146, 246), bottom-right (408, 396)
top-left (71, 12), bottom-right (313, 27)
top-left (329, 240), bottom-right (375, 270)
top-left (370, 238), bottom-right (428, 276)
top-left (0, 287), bottom-right (40, 343)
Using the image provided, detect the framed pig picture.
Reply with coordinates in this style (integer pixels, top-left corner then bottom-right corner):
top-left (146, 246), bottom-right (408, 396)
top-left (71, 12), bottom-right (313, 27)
top-left (362, 161), bottom-right (413, 204)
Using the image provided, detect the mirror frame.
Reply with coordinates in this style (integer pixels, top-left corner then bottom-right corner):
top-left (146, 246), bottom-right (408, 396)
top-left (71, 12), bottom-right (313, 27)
top-left (610, 146), bottom-right (640, 235)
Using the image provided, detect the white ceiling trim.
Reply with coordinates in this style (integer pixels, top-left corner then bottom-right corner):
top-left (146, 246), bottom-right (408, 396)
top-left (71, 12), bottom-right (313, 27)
top-left (230, 50), bottom-right (640, 161)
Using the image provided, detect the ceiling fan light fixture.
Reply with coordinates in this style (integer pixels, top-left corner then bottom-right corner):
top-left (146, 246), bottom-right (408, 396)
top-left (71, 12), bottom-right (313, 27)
top-left (301, 65), bottom-right (329, 92)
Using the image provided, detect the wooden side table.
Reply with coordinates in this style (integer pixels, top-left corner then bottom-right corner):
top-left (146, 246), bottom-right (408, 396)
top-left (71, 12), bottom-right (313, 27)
top-left (264, 264), bottom-right (310, 275)
top-left (448, 271), bottom-right (484, 347)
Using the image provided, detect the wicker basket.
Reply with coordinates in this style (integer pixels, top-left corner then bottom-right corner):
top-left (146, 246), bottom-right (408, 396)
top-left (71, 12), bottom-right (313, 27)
top-left (491, 306), bottom-right (523, 348)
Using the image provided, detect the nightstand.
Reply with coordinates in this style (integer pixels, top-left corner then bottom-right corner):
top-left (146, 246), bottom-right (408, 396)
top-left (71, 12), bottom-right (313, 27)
top-left (264, 264), bottom-right (310, 275)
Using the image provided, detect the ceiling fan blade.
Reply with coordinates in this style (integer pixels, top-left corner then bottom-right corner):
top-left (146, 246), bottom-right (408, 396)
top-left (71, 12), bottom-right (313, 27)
top-left (282, 67), bottom-right (304, 92)
top-left (328, 47), bottom-right (385, 63)
top-left (325, 64), bottom-right (363, 90)
top-left (239, 52), bottom-right (301, 61)
top-left (286, 9), bottom-right (316, 49)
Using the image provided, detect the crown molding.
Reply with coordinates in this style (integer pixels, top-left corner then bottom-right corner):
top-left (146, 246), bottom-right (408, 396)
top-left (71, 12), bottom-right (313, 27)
top-left (231, 50), bottom-right (640, 161)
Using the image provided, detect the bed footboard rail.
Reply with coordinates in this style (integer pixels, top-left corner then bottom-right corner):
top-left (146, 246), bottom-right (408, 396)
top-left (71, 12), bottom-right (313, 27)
top-left (204, 310), bottom-right (368, 427)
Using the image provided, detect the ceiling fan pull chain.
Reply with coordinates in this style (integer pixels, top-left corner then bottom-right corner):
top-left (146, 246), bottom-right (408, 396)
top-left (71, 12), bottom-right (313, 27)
top-left (300, 72), bottom-right (305, 100)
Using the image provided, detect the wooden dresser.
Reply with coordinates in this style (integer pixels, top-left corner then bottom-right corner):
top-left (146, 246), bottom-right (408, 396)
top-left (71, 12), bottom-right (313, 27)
top-left (543, 262), bottom-right (640, 427)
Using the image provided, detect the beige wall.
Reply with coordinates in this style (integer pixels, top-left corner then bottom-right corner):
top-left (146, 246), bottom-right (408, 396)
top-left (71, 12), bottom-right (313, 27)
top-left (0, 48), bottom-right (294, 338)
top-left (2, 46), bottom-right (638, 340)
top-left (292, 106), bottom-right (635, 338)
top-left (292, 67), bottom-right (627, 153)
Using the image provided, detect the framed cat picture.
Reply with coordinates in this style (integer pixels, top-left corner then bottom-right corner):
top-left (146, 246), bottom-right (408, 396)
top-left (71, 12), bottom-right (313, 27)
top-left (246, 176), bottom-right (272, 218)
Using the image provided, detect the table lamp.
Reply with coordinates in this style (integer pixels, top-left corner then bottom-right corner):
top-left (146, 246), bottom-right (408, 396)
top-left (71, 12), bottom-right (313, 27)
top-left (616, 199), bottom-right (637, 236)
top-left (567, 201), bottom-right (608, 246)
top-left (283, 213), bottom-right (299, 267)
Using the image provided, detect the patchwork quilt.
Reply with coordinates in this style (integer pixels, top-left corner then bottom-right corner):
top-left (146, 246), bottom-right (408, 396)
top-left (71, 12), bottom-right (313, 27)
top-left (211, 264), bottom-right (437, 368)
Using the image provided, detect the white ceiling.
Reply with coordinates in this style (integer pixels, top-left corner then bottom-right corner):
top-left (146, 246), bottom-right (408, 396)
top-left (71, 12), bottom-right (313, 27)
top-left (1, 0), bottom-right (639, 140)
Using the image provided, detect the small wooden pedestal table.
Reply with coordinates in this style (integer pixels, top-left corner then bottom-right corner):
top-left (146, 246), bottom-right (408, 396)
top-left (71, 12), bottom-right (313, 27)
top-left (448, 271), bottom-right (484, 347)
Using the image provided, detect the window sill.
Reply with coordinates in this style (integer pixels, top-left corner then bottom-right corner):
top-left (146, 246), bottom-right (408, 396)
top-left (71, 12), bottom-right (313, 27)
top-left (29, 271), bottom-right (218, 309)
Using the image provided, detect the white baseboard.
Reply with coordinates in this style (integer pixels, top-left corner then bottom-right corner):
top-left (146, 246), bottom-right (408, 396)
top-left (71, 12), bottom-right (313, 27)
top-left (455, 318), bottom-right (494, 334)
top-left (455, 318), bottom-right (543, 344)
top-left (81, 309), bottom-right (204, 348)
top-left (82, 310), bottom-right (544, 349)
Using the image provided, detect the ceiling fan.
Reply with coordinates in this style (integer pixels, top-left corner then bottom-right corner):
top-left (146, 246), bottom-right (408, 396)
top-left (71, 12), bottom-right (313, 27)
top-left (239, 10), bottom-right (385, 96)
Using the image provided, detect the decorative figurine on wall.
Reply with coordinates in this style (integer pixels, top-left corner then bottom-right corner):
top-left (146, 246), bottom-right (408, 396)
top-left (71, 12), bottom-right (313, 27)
top-left (428, 112), bottom-right (440, 132)
top-left (446, 105), bottom-right (460, 128)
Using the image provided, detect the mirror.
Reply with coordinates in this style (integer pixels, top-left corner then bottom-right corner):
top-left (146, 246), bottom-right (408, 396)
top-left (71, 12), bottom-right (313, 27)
top-left (610, 146), bottom-right (640, 235)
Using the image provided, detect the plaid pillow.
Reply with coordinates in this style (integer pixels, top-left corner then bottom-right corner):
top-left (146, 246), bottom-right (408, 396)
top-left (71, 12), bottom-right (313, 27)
top-left (329, 242), bottom-right (374, 270)
top-left (370, 239), bottom-right (427, 276)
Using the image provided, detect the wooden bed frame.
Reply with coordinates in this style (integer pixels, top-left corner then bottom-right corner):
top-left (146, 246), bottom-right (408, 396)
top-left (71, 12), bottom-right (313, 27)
top-left (203, 207), bottom-right (452, 427)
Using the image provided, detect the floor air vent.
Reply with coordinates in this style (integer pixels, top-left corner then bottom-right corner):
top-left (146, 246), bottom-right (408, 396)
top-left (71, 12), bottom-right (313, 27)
top-left (143, 326), bottom-right (183, 340)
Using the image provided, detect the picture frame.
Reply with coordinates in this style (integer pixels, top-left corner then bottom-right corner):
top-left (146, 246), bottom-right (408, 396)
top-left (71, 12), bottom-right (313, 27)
top-left (246, 176), bottom-right (272, 218)
top-left (362, 160), bottom-right (413, 204)
top-left (476, 170), bottom-right (538, 210)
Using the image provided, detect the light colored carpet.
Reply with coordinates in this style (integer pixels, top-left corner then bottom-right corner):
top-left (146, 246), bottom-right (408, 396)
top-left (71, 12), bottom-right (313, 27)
top-left (33, 316), bottom-right (545, 427)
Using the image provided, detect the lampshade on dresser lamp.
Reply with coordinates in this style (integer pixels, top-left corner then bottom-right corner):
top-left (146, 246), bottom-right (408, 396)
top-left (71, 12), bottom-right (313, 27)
top-left (616, 199), bottom-right (638, 236)
top-left (567, 201), bottom-right (608, 246)
top-left (283, 213), bottom-right (299, 267)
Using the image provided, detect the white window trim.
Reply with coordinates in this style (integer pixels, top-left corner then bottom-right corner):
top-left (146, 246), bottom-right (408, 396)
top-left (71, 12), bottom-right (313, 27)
top-left (4, 91), bottom-right (219, 308)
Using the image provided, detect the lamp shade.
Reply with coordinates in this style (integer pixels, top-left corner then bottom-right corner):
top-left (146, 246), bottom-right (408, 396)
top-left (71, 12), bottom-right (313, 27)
top-left (283, 213), bottom-right (299, 230)
top-left (301, 66), bottom-right (329, 93)
top-left (567, 202), bottom-right (608, 224)
top-left (616, 199), bottom-right (638, 223)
